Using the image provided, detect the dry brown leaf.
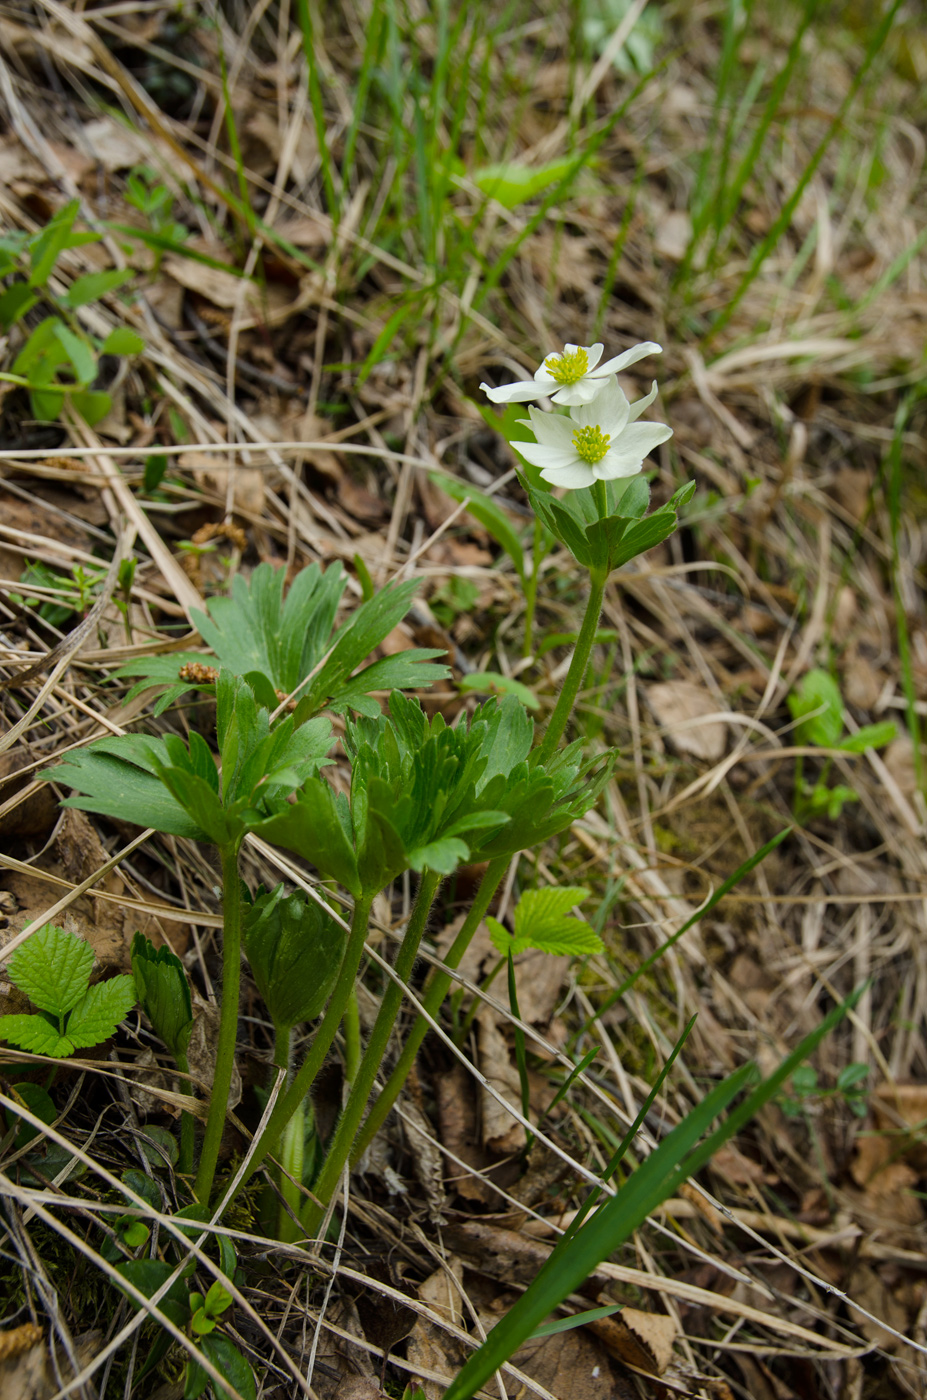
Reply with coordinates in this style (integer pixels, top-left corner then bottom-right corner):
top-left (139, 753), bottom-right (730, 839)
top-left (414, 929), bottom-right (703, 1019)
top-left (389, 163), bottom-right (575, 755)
top-left (512, 1322), bottom-right (635, 1400)
top-left (0, 1330), bottom-right (100, 1400)
top-left (655, 210), bottom-right (693, 261)
top-left (588, 1305), bottom-right (676, 1376)
top-left (646, 681), bottom-right (727, 761)
top-left (82, 117), bottom-right (150, 171)
top-left (847, 1263), bottom-right (910, 1351)
top-left (434, 1060), bottom-right (497, 1205)
top-left (163, 257), bottom-right (260, 312)
top-left (401, 1093), bottom-right (446, 1221)
top-left (477, 1008), bottom-right (526, 1155)
top-left (510, 948), bottom-right (570, 1025)
top-left (873, 1081), bottom-right (927, 1171)
top-left (331, 1381), bottom-right (383, 1400)
top-left (181, 452), bottom-right (265, 518)
top-left (406, 1261), bottom-right (467, 1400)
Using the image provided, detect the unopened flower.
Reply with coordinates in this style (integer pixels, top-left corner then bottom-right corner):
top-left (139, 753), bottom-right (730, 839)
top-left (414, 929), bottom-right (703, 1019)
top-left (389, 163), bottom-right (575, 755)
top-left (515, 378), bottom-right (672, 490)
top-left (481, 340), bottom-right (663, 407)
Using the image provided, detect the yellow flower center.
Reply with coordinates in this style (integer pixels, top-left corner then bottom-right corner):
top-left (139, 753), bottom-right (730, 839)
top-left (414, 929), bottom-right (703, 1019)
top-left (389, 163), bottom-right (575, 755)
top-left (572, 425), bottom-right (611, 464)
top-left (545, 346), bottom-right (589, 384)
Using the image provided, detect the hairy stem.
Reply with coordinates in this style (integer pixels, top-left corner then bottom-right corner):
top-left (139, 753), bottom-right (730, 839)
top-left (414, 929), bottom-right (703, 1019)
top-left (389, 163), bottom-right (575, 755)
top-left (303, 869), bottom-right (441, 1235)
top-left (343, 989), bottom-right (361, 1086)
top-left (194, 840), bottom-right (243, 1204)
top-left (238, 893), bottom-right (374, 1192)
top-left (536, 569), bottom-right (607, 765)
top-left (350, 856), bottom-right (508, 1166)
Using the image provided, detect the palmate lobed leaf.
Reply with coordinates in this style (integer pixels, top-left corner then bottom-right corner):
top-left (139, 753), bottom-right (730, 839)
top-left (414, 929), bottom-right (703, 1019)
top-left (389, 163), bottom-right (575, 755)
top-left (114, 562), bottom-right (450, 720)
top-left (8, 923), bottom-right (94, 1016)
top-left (488, 884), bottom-right (602, 957)
top-left (48, 739), bottom-right (211, 841)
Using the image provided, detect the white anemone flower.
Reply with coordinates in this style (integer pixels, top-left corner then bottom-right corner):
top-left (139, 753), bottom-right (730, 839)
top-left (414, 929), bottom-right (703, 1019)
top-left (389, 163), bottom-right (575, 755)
top-left (481, 340), bottom-right (663, 406)
top-left (515, 377), bottom-right (673, 490)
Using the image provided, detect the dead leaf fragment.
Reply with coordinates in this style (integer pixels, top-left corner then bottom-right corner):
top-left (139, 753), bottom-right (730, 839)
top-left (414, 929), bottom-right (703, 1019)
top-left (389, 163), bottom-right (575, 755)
top-left (164, 257), bottom-right (259, 312)
top-left (655, 210), bottom-right (693, 261)
top-left (477, 1008), bottom-right (527, 1155)
top-left (406, 1262), bottom-right (467, 1400)
top-left (647, 681), bottom-right (727, 761)
top-left (182, 451), bottom-right (265, 518)
top-left (512, 1322), bottom-right (635, 1400)
top-left (589, 1305), bottom-right (676, 1375)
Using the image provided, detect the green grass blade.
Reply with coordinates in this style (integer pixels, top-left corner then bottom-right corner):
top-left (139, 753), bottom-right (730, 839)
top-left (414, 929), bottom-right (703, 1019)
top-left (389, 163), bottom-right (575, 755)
top-left (706, 0), bottom-right (903, 342)
top-left (444, 986), bottom-right (860, 1400)
top-left (218, 42), bottom-right (255, 239)
top-left (885, 393), bottom-right (924, 796)
top-left (583, 828), bottom-right (791, 1034)
top-left (295, 0), bottom-right (340, 221)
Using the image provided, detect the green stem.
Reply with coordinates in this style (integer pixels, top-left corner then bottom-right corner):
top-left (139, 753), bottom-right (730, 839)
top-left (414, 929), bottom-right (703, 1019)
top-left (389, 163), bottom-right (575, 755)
top-left (350, 856), bottom-right (508, 1167)
top-left (521, 519), bottom-right (543, 660)
top-left (536, 569), bottom-right (607, 765)
top-left (175, 1051), bottom-right (195, 1178)
top-left (303, 870), bottom-right (441, 1235)
top-left (238, 893), bottom-right (374, 1193)
top-left (343, 989), bottom-right (361, 1087)
top-left (194, 841), bottom-right (243, 1204)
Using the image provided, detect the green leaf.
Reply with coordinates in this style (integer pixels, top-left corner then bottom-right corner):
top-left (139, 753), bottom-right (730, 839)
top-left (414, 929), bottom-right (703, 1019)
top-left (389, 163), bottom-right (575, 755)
top-left (204, 1280), bottom-right (234, 1317)
top-left (244, 884), bottom-right (344, 1033)
top-left (252, 779), bottom-right (361, 895)
top-left (70, 389), bottom-right (112, 425)
top-left (115, 1258), bottom-right (190, 1313)
top-left (101, 326), bottom-right (145, 355)
top-left (458, 672), bottom-right (539, 709)
top-left (7, 1083), bottom-right (56, 1148)
top-left (132, 933), bottom-right (194, 1059)
top-left (8, 923), bottom-right (93, 1016)
top-left (61, 268), bottom-right (133, 307)
top-left (838, 721), bottom-right (897, 753)
top-left (52, 322), bottom-right (96, 384)
top-left (529, 1304), bottom-right (622, 1340)
top-left (406, 836), bottom-right (470, 874)
top-left (191, 1308), bottom-right (218, 1336)
top-left (64, 975), bottom-right (136, 1050)
top-left (28, 200), bottom-right (80, 286)
top-left (472, 158), bottom-right (575, 209)
top-left (428, 471), bottom-right (525, 580)
top-left (837, 1062), bottom-right (869, 1092)
top-left (788, 669), bottom-right (844, 748)
top-left (0, 283), bottom-right (38, 331)
top-left (488, 885), bottom-right (602, 957)
top-left (47, 734), bottom-right (213, 840)
top-left (0, 1014), bottom-right (72, 1058)
top-left (187, 1335), bottom-right (256, 1400)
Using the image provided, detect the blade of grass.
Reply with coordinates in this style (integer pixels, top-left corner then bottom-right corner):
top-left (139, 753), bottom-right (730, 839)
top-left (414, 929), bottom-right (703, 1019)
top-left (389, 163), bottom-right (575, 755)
top-left (885, 392), bottom-right (924, 797)
top-left (442, 987), bottom-right (861, 1400)
top-left (705, 0), bottom-right (904, 343)
top-left (580, 828), bottom-right (791, 1037)
top-left (295, 0), bottom-right (340, 221)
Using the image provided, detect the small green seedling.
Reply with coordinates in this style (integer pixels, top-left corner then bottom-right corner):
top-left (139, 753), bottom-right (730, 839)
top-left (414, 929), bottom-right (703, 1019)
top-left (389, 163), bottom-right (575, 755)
top-left (788, 669), bottom-right (896, 822)
top-left (0, 924), bottom-right (136, 1058)
top-left (124, 164), bottom-right (190, 272)
top-left (0, 199), bottom-right (143, 424)
top-left (115, 1223), bottom-right (255, 1400)
top-left (778, 1062), bottom-right (870, 1120)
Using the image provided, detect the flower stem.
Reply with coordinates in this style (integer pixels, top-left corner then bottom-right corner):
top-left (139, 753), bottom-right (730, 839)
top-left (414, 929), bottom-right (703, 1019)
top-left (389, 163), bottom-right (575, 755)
top-left (343, 989), bottom-right (361, 1086)
top-left (302, 869), bottom-right (441, 1235)
top-left (237, 892), bottom-right (374, 1193)
top-left (194, 840), bottom-right (243, 1204)
top-left (537, 569), bottom-right (607, 765)
top-left (175, 1051), bottom-right (195, 1177)
top-left (350, 856), bottom-right (508, 1168)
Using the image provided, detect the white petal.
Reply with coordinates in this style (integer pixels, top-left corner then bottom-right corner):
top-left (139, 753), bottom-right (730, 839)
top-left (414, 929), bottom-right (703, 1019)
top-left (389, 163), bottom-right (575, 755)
top-left (533, 361), bottom-right (561, 385)
top-left (571, 378), bottom-right (629, 435)
top-left (482, 379), bottom-right (545, 403)
top-left (584, 343), bottom-right (604, 370)
top-left (540, 461), bottom-right (595, 489)
top-left (593, 449), bottom-right (644, 481)
top-left (592, 341), bottom-right (663, 378)
top-left (518, 407), bottom-right (575, 447)
top-left (551, 379), bottom-right (603, 405)
top-left (627, 380), bottom-right (659, 422)
top-left (516, 441), bottom-right (581, 471)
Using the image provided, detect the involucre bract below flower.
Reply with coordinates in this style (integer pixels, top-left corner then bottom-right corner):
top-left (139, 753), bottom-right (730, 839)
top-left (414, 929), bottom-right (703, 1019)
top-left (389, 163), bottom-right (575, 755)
top-left (515, 377), bottom-right (673, 490)
top-left (480, 340), bottom-right (662, 406)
